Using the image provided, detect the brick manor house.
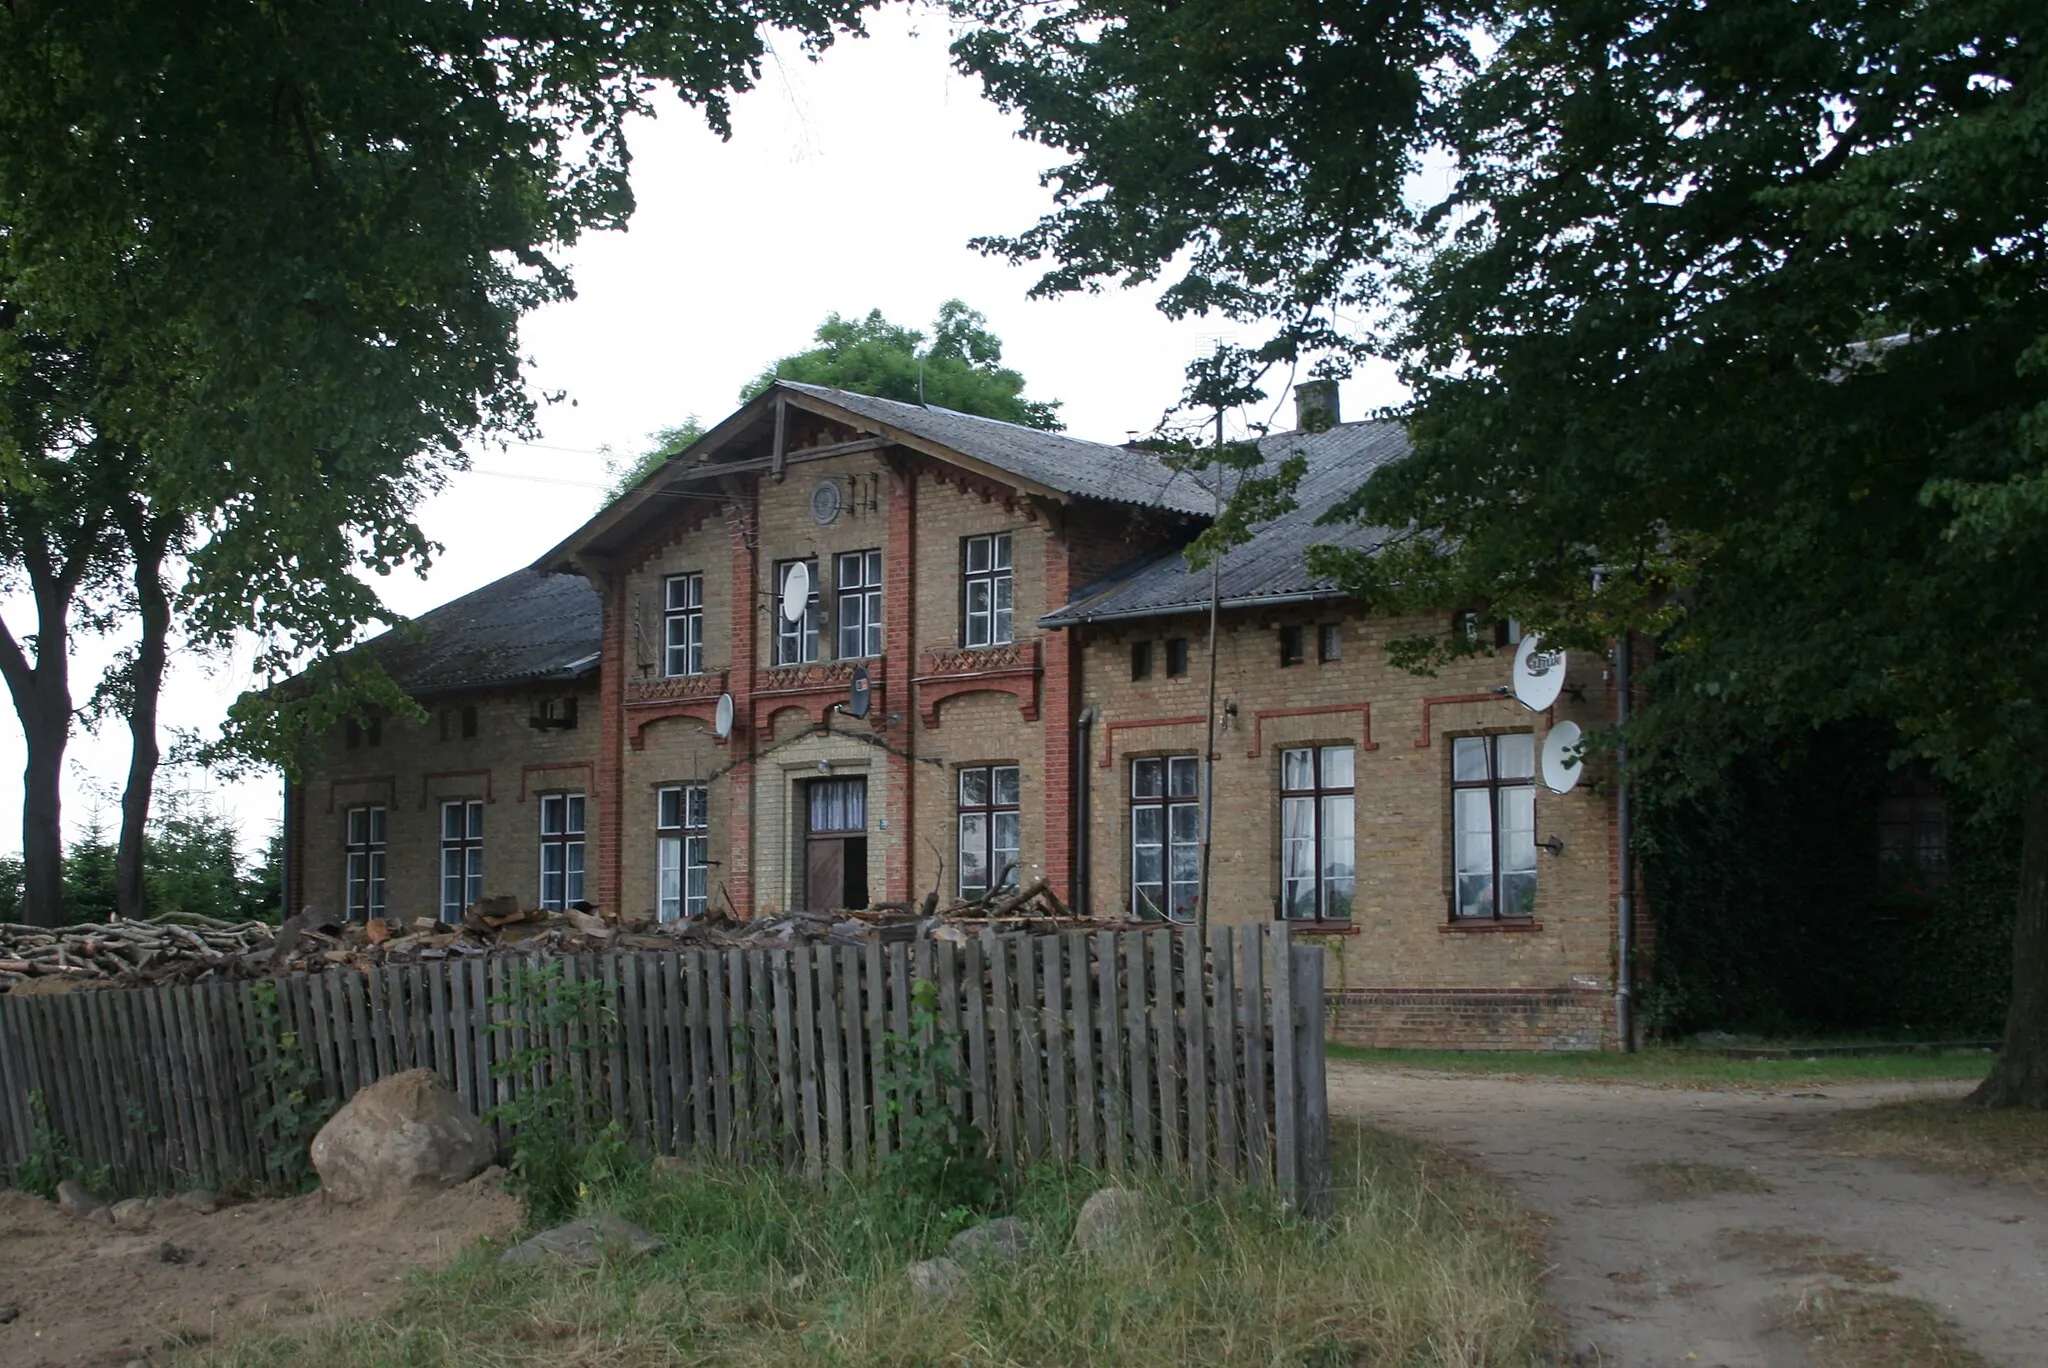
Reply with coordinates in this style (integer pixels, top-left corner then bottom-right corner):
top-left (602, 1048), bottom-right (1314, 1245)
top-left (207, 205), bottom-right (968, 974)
top-left (284, 380), bottom-right (1628, 1049)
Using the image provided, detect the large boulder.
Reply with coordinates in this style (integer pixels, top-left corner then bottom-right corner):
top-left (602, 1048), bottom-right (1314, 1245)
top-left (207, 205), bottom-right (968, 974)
top-left (310, 1068), bottom-right (495, 1204)
top-left (948, 1217), bottom-right (1032, 1266)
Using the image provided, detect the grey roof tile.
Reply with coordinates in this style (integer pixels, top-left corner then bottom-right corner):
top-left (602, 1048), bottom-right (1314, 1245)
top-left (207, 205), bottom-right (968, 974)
top-left (360, 568), bottom-right (601, 695)
top-left (1040, 421), bottom-right (1409, 625)
top-left (777, 382), bottom-right (1213, 515)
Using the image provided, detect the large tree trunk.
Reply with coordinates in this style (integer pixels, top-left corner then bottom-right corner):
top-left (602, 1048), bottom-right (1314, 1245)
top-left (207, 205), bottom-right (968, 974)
top-left (18, 690), bottom-right (68, 926)
top-left (114, 523), bottom-right (173, 923)
top-left (1971, 764), bottom-right (2048, 1109)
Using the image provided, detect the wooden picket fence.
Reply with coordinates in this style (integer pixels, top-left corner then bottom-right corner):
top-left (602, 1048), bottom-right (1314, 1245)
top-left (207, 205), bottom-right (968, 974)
top-left (0, 923), bottom-right (1328, 1210)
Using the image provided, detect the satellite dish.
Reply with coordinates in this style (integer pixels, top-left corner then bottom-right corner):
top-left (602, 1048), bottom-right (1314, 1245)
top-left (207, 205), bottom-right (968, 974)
top-left (846, 665), bottom-right (871, 719)
top-left (1541, 720), bottom-right (1585, 793)
top-left (779, 560), bottom-right (810, 623)
top-left (1512, 634), bottom-right (1567, 712)
top-left (713, 692), bottom-right (735, 739)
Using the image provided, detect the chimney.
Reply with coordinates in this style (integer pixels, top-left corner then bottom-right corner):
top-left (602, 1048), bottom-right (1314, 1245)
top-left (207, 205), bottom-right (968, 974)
top-left (1293, 380), bottom-right (1340, 432)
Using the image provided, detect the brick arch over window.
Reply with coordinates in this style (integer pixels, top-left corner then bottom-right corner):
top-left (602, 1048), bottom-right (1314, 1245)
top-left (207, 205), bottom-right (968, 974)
top-left (914, 639), bottom-right (1043, 727)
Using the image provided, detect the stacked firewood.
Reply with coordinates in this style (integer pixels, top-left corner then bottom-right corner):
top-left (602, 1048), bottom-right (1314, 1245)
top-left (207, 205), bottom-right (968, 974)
top-left (0, 913), bottom-right (276, 991)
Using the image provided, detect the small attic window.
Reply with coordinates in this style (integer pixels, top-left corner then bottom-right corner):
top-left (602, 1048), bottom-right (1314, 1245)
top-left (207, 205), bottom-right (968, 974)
top-left (530, 696), bottom-right (579, 732)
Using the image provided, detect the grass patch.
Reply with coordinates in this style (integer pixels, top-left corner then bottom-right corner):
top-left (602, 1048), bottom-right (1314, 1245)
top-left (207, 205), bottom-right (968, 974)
top-left (1720, 1228), bottom-right (1898, 1284)
top-left (1327, 1043), bottom-right (1994, 1089)
top-left (1629, 1161), bottom-right (1773, 1201)
top-left (181, 1122), bottom-right (1547, 1368)
top-left (1789, 1286), bottom-right (1987, 1367)
top-left (1818, 1098), bottom-right (2048, 1192)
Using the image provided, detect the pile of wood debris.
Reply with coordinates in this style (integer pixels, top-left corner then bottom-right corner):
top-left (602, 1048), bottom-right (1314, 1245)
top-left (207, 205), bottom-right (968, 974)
top-left (0, 880), bottom-right (1120, 991)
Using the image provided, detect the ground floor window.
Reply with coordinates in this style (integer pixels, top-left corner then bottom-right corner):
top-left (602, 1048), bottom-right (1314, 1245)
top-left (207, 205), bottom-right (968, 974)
top-left (1451, 733), bottom-right (1536, 919)
top-left (1280, 746), bottom-right (1355, 919)
top-left (344, 805), bottom-right (387, 921)
top-left (1132, 754), bottom-right (1200, 921)
top-left (958, 764), bottom-right (1021, 900)
top-left (439, 799), bottom-right (483, 921)
top-left (657, 785), bottom-right (709, 921)
top-left (538, 793), bottom-right (586, 909)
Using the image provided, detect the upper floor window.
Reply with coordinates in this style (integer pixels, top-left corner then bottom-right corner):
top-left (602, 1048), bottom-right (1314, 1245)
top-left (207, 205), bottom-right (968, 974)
top-left (344, 805), bottom-right (387, 921)
top-left (775, 558), bottom-right (820, 665)
top-left (439, 799), bottom-right (484, 922)
top-left (1131, 640), bottom-right (1153, 680)
top-left (958, 764), bottom-right (1022, 901)
top-left (665, 573), bottom-right (704, 677)
top-left (657, 785), bottom-right (710, 921)
top-left (538, 793), bottom-right (586, 910)
top-left (1132, 754), bottom-right (1200, 921)
top-left (837, 550), bottom-right (883, 659)
top-left (963, 533), bottom-right (1013, 647)
top-left (1279, 625), bottom-right (1305, 667)
top-left (1281, 746), bottom-right (1355, 920)
top-left (1166, 637), bottom-right (1190, 678)
top-left (345, 715), bottom-right (382, 749)
top-left (1879, 773), bottom-right (1947, 888)
top-left (1451, 733), bottom-right (1536, 920)
top-left (1319, 623), bottom-right (1342, 662)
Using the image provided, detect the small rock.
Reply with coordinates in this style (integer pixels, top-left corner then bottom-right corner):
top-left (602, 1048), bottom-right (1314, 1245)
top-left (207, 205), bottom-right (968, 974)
top-left (948, 1216), bottom-right (1032, 1266)
top-left (56, 1180), bottom-right (105, 1221)
top-left (1072, 1187), bottom-right (1147, 1254)
top-left (176, 1188), bottom-right (218, 1215)
top-left (907, 1256), bottom-right (965, 1301)
top-left (499, 1212), bottom-right (665, 1268)
top-left (109, 1198), bottom-right (152, 1229)
top-left (157, 1242), bottom-right (192, 1265)
top-left (0, 1303), bottom-right (18, 1323)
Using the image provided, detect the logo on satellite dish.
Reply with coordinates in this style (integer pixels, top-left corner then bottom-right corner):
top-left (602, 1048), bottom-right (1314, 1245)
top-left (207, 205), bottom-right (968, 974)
top-left (845, 665), bottom-right (871, 720)
top-left (1512, 634), bottom-right (1568, 712)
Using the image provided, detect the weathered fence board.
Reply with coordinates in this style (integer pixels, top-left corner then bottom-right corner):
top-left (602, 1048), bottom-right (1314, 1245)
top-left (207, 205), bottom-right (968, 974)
top-left (0, 925), bottom-right (1329, 1212)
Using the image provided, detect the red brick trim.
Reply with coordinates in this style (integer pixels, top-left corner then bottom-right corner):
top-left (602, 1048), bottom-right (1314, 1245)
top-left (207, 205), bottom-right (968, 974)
top-left (417, 768), bottom-right (494, 810)
top-left (1285, 921), bottom-right (1361, 936)
top-left (626, 699), bottom-right (728, 751)
top-left (1245, 703), bottom-right (1380, 758)
top-left (517, 761), bottom-right (595, 803)
top-left (1098, 714), bottom-right (1207, 768)
top-left (1440, 919), bottom-right (1543, 934)
top-left (913, 640), bottom-right (1041, 728)
top-left (323, 774), bottom-right (397, 814)
top-left (750, 659), bottom-right (888, 728)
top-left (1412, 693), bottom-right (1504, 748)
top-left (624, 670), bottom-right (728, 704)
top-left (595, 568), bottom-right (629, 913)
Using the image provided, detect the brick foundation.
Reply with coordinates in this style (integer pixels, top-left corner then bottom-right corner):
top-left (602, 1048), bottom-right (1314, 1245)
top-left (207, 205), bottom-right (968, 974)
top-left (1328, 986), bottom-right (1611, 1052)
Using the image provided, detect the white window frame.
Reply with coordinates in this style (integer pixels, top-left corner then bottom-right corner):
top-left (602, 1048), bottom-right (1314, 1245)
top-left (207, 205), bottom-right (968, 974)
top-left (962, 532), bottom-right (1014, 648)
top-left (656, 785), bottom-right (710, 921)
top-left (1451, 733), bottom-right (1537, 920)
top-left (1279, 746), bottom-right (1356, 920)
top-left (439, 799), bottom-right (484, 922)
top-left (538, 792), bottom-right (586, 910)
top-left (836, 549), bottom-right (883, 660)
top-left (956, 764), bottom-right (1022, 901)
top-left (774, 558), bottom-right (820, 665)
top-left (664, 573), bottom-right (704, 677)
top-left (1131, 755), bottom-right (1200, 921)
top-left (344, 805), bottom-right (387, 921)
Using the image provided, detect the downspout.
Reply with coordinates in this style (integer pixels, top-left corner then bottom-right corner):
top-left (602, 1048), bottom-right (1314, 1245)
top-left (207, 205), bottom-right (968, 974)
top-left (279, 774), bottom-right (294, 918)
top-left (1614, 632), bottom-right (1635, 1052)
top-left (1076, 703), bottom-right (1097, 917)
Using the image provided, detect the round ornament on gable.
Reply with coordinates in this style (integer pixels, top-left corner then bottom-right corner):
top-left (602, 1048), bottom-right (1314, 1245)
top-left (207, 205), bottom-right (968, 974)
top-left (810, 479), bottom-right (842, 525)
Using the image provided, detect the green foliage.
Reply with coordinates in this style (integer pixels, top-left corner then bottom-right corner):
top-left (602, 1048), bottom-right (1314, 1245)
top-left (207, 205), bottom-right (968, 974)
top-left (58, 795), bottom-right (279, 925)
top-left (742, 300), bottom-right (1063, 429)
top-left (602, 418), bottom-right (706, 502)
top-left (486, 961), bottom-right (622, 1224)
top-left (17, 1089), bottom-right (84, 1199)
top-left (872, 975), bottom-right (1001, 1227)
top-left (247, 981), bottom-right (332, 1189)
top-left (1637, 726), bottom-right (2015, 1040)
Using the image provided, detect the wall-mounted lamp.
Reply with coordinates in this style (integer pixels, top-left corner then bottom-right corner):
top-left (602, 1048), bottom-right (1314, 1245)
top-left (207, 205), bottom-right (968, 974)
top-left (1538, 835), bottom-right (1565, 857)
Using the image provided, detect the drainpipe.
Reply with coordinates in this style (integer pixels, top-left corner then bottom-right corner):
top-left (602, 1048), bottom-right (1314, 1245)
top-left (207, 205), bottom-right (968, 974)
top-left (1614, 632), bottom-right (1635, 1052)
top-left (1075, 705), bottom-right (1097, 917)
top-left (279, 774), bottom-right (294, 919)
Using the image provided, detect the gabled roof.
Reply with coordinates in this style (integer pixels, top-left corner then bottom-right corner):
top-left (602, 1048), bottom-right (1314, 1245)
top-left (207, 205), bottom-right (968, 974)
top-left (539, 380), bottom-right (1210, 570)
top-left (773, 383), bottom-right (1213, 516)
top-left (1040, 421), bottom-right (1410, 626)
top-left (359, 568), bottom-right (601, 696)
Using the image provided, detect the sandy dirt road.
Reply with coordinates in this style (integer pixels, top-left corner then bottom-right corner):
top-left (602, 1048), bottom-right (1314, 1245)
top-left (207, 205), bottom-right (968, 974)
top-left (1328, 1066), bottom-right (2048, 1368)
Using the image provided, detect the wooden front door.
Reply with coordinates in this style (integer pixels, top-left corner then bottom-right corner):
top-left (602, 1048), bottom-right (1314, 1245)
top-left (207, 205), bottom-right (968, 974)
top-left (804, 777), bottom-right (868, 913)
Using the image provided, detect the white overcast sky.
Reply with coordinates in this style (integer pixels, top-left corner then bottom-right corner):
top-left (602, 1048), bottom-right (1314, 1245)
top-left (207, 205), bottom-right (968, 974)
top-left (0, 11), bottom-right (1404, 863)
